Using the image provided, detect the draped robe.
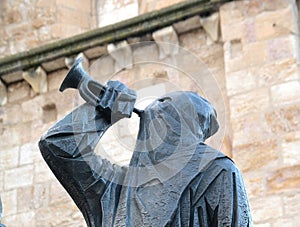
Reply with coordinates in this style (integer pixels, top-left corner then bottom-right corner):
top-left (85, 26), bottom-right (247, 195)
top-left (39, 86), bottom-right (252, 227)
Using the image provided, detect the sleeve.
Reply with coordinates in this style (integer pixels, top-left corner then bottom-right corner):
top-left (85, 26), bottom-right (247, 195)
top-left (38, 80), bottom-right (136, 227)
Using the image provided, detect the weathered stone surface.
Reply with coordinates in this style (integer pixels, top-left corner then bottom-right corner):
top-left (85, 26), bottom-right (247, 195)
top-left (107, 41), bottom-right (133, 71)
top-left (267, 35), bottom-right (296, 62)
top-left (233, 139), bottom-right (279, 172)
top-left (41, 57), bottom-right (66, 72)
top-left (266, 165), bottom-right (300, 192)
top-left (1, 189), bottom-right (17, 216)
top-left (178, 28), bottom-right (206, 50)
top-left (7, 81), bottom-right (30, 103)
top-left (0, 80), bottom-right (7, 106)
top-left (0, 146), bottom-right (19, 171)
top-left (153, 26), bottom-right (179, 59)
top-left (250, 195), bottom-right (283, 223)
top-left (271, 81), bottom-right (300, 106)
top-left (265, 104), bottom-right (300, 134)
top-left (226, 69), bottom-right (256, 96)
top-left (173, 16), bottom-right (201, 34)
top-left (200, 12), bottom-right (220, 42)
top-left (230, 89), bottom-right (270, 118)
top-left (20, 143), bottom-right (42, 165)
top-left (23, 66), bottom-right (48, 94)
top-left (47, 68), bottom-right (68, 91)
top-left (4, 165), bottom-right (34, 190)
top-left (21, 95), bottom-right (44, 122)
top-left (90, 55), bottom-right (115, 83)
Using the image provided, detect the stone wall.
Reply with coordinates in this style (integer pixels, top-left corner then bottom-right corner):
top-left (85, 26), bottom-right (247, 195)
top-left (220, 0), bottom-right (300, 226)
top-left (0, 0), bottom-right (299, 226)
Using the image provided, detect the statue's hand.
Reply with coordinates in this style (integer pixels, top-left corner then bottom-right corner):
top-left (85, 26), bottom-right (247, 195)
top-left (97, 80), bottom-right (137, 123)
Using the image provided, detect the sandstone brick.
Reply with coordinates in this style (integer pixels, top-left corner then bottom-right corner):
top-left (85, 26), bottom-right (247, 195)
top-left (257, 58), bottom-right (299, 87)
top-left (233, 139), bottom-right (279, 172)
top-left (265, 104), bottom-right (300, 134)
top-left (266, 165), bottom-right (300, 192)
top-left (49, 180), bottom-right (71, 205)
top-left (47, 68), bottom-right (68, 91)
top-left (5, 8), bottom-right (22, 24)
top-left (20, 143), bottom-right (42, 165)
top-left (250, 195), bottom-right (283, 223)
top-left (255, 7), bottom-right (298, 41)
top-left (51, 23), bottom-right (84, 39)
top-left (226, 69), bottom-right (256, 96)
top-left (57, 7), bottom-right (90, 29)
top-left (271, 81), bottom-right (300, 106)
top-left (90, 55), bottom-right (115, 83)
top-left (2, 104), bottom-right (21, 125)
top-left (21, 95), bottom-right (44, 122)
top-left (0, 146), bottom-right (19, 170)
top-left (0, 125), bottom-right (21, 148)
top-left (230, 88), bottom-right (270, 118)
top-left (4, 165), bottom-right (34, 190)
top-left (272, 218), bottom-right (300, 227)
top-left (2, 211), bottom-right (36, 227)
top-left (56, 0), bottom-right (91, 12)
top-left (243, 41), bottom-right (267, 67)
top-left (282, 139), bottom-right (300, 166)
top-left (243, 174), bottom-right (265, 198)
top-left (221, 21), bottom-right (244, 42)
top-left (267, 36), bottom-right (295, 62)
top-left (34, 161), bottom-right (55, 183)
top-left (1, 189), bottom-right (17, 216)
top-left (283, 191), bottom-right (300, 217)
top-left (7, 82), bottom-right (30, 103)
top-left (178, 28), bottom-right (206, 50)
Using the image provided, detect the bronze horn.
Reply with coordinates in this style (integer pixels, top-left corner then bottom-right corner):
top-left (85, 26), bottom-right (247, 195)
top-left (59, 57), bottom-right (142, 116)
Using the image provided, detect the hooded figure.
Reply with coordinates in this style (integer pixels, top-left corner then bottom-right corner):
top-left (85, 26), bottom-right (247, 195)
top-left (39, 81), bottom-right (252, 227)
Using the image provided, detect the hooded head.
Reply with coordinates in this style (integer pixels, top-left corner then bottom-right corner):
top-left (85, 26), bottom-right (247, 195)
top-left (130, 91), bottom-right (219, 166)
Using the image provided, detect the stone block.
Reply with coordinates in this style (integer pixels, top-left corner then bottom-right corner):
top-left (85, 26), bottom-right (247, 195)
top-left (153, 26), bottom-right (179, 59)
top-left (243, 41), bottom-right (268, 67)
top-left (20, 142), bottom-right (42, 165)
top-left (0, 146), bottom-right (19, 171)
top-left (220, 2), bottom-right (244, 26)
top-left (84, 46), bottom-right (108, 60)
top-left (0, 80), bottom-right (7, 106)
top-left (7, 81), bottom-right (30, 103)
top-left (47, 68), bottom-right (68, 91)
top-left (2, 104), bottom-right (21, 125)
top-left (49, 180), bottom-right (71, 205)
top-left (23, 66), bottom-right (48, 94)
top-left (266, 165), bottom-right (300, 192)
top-left (51, 23), bottom-right (83, 39)
top-left (41, 57), bottom-right (66, 72)
top-left (57, 7), bottom-right (90, 29)
top-left (56, 0), bottom-right (91, 12)
top-left (173, 16), bottom-right (201, 34)
top-left (282, 139), bottom-right (300, 166)
top-left (21, 95), bottom-right (44, 122)
top-left (200, 12), bottom-right (220, 42)
top-left (271, 81), bottom-right (300, 106)
top-left (243, 174), bottom-right (264, 198)
top-left (1, 189), bottom-right (17, 216)
top-left (250, 195), bottom-right (283, 223)
top-left (256, 58), bottom-right (298, 87)
top-left (233, 139), bottom-right (279, 172)
top-left (108, 41), bottom-right (133, 71)
top-left (2, 211), bottom-right (35, 227)
top-left (4, 165), bottom-right (34, 190)
top-left (226, 69), bottom-right (256, 96)
top-left (231, 113), bottom-right (274, 146)
top-left (221, 22), bottom-right (245, 42)
top-left (34, 161), bottom-right (55, 183)
top-left (178, 28), bottom-right (206, 50)
top-left (132, 42), bottom-right (159, 64)
top-left (89, 55), bottom-right (115, 83)
top-left (267, 36), bottom-right (295, 62)
top-left (255, 7), bottom-right (298, 41)
top-left (229, 88), bottom-right (270, 118)
top-left (283, 192), bottom-right (300, 217)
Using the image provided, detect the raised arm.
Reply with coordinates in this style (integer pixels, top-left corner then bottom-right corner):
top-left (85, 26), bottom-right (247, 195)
top-left (38, 80), bottom-right (136, 227)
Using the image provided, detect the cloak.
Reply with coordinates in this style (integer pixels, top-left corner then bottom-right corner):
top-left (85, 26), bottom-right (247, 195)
top-left (39, 81), bottom-right (252, 226)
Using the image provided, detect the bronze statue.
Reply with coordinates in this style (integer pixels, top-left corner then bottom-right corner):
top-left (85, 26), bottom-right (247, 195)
top-left (39, 58), bottom-right (252, 226)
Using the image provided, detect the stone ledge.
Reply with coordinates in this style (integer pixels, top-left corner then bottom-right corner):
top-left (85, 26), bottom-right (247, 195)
top-left (0, 0), bottom-right (232, 84)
